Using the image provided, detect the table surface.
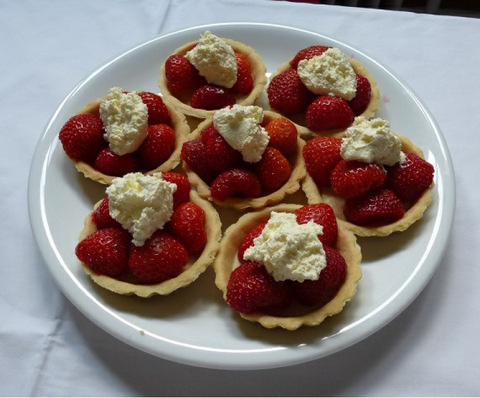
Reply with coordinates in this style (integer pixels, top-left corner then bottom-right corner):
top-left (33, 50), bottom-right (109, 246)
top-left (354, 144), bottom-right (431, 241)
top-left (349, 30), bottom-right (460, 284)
top-left (2, 0), bottom-right (479, 396)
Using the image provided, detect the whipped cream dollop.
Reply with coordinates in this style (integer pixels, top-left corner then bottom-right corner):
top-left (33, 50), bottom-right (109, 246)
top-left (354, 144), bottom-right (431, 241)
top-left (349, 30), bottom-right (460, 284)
top-left (297, 47), bottom-right (357, 100)
top-left (243, 212), bottom-right (326, 282)
top-left (340, 116), bottom-right (405, 166)
top-left (185, 31), bottom-right (238, 88)
top-left (99, 87), bottom-right (148, 156)
top-left (106, 172), bottom-right (176, 246)
top-left (212, 104), bottom-right (269, 163)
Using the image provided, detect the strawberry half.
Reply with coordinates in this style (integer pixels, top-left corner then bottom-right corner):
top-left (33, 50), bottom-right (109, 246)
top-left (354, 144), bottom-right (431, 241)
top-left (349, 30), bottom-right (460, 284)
top-left (202, 125), bottom-right (243, 172)
top-left (92, 197), bottom-right (121, 230)
top-left (165, 54), bottom-right (206, 97)
top-left (254, 147), bottom-right (292, 193)
top-left (75, 227), bottom-right (131, 278)
top-left (330, 160), bottom-right (387, 199)
top-left (181, 139), bottom-right (217, 184)
top-left (267, 69), bottom-right (315, 115)
top-left (387, 153), bottom-right (434, 203)
top-left (190, 85), bottom-right (236, 110)
top-left (291, 246), bottom-right (347, 307)
top-left (59, 113), bottom-right (107, 163)
top-left (305, 96), bottom-right (354, 132)
top-left (265, 117), bottom-right (298, 156)
top-left (138, 91), bottom-right (172, 125)
top-left (347, 73), bottom-right (372, 116)
top-left (231, 52), bottom-right (254, 95)
top-left (128, 230), bottom-right (188, 284)
top-left (210, 169), bottom-right (262, 201)
top-left (303, 136), bottom-right (343, 187)
top-left (161, 171), bottom-right (191, 209)
top-left (226, 261), bottom-right (293, 314)
top-left (168, 202), bottom-right (207, 256)
top-left (94, 148), bottom-right (139, 177)
top-left (294, 203), bottom-right (338, 248)
top-left (289, 45), bottom-right (331, 69)
top-left (237, 222), bottom-right (267, 262)
top-left (137, 124), bottom-right (176, 170)
top-left (343, 188), bottom-right (405, 226)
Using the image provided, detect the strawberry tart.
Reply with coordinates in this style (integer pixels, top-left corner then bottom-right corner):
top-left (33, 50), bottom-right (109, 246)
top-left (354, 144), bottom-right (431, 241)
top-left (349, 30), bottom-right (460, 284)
top-left (59, 88), bottom-right (190, 185)
top-left (75, 171), bottom-right (222, 297)
top-left (213, 203), bottom-right (362, 330)
top-left (302, 116), bottom-right (435, 236)
top-left (180, 104), bottom-right (306, 210)
top-left (267, 45), bottom-right (380, 137)
top-left (158, 31), bottom-right (267, 119)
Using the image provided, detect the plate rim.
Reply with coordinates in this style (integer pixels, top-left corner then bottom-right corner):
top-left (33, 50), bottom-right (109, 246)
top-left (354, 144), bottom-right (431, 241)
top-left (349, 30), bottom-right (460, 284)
top-left (28, 22), bottom-right (456, 370)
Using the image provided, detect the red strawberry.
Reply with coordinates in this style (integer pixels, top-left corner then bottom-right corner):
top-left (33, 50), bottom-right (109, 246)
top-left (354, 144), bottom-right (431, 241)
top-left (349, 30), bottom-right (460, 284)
top-left (237, 222), bottom-right (267, 262)
top-left (294, 203), bottom-right (338, 248)
top-left (303, 136), bottom-right (342, 187)
top-left (330, 160), bottom-right (387, 199)
top-left (161, 171), bottom-right (191, 209)
top-left (59, 113), bottom-right (106, 162)
top-left (190, 85), bottom-right (236, 110)
top-left (128, 230), bottom-right (188, 284)
top-left (254, 147), bottom-right (292, 192)
top-left (305, 96), bottom-right (354, 132)
top-left (343, 188), bottom-right (405, 225)
top-left (202, 125), bottom-right (243, 172)
top-left (94, 147), bottom-right (139, 176)
top-left (92, 197), bottom-right (121, 230)
top-left (165, 54), bottom-right (206, 97)
top-left (232, 52), bottom-right (253, 95)
top-left (210, 169), bottom-right (262, 201)
top-left (290, 45), bottom-right (331, 69)
top-left (180, 139), bottom-right (217, 184)
top-left (264, 117), bottom-right (298, 156)
top-left (267, 69), bottom-right (315, 115)
top-left (75, 227), bottom-right (130, 278)
top-left (387, 153), bottom-right (434, 203)
top-left (137, 124), bottom-right (176, 170)
top-left (347, 74), bottom-right (372, 116)
top-left (169, 202), bottom-right (206, 255)
top-left (138, 91), bottom-right (171, 125)
top-left (291, 246), bottom-right (347, 307)
top-left (226, 261), bottom-right (293, 314)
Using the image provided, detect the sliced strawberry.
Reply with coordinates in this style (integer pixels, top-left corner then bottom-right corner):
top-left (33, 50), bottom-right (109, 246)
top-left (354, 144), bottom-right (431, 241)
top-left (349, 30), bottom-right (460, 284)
top-left (165, 54), bottom-right (206, 97)
top-left (267, 69), bottom-right (315, 115)
top-left (291, 246), bottom-right (347, 307)
top-left (128, 230), bottom-right (188, 284)
top-left (180, 139), bottom-right (217, 184)
top-left (254, 147), bottom-right (292, 192)
top-left (138, 91), bottom-right (172, 125)
top-left (202, 125), bottom-right (243, 172)
top-left (231, 52), bottom-right (254, 95)
top-left (137, 124), bottom-right (176, 170)
top-left (161, 171), bottom-right (191, 209)
top-left (387, 153), bottom-right (434, 203)
top-left (237, 222), bottom-right (267, 262)
top-left (294, 203), bottom-right (338, 248)
top-left (289, 45), bottom-right (331, 69)
top-left (210, 169), bottom-right (262, 201)
top-left (330, 160), bottom-right (387, 199)
top-left (168, 202), bottom-right (207, 255)
top-left (94, 147), bottom-right (139, 176)
top-left (343, 188), bottom-right (405, 225)
top-left (305, 96), bottom-right (354, 132)
top-left (75, 227), bottom-right (130, 278)
top-left (264, 117), bottom-right (298, 156)
top-left (226, 261), bottom-right (293, 314)
top-left (92, 197), bottom-right (121, 230)
top-left (190, 85), bottom-right (236, 110)
top-left (59, 113), bottom-right (107, 163)
top-left (347, 73), bottom-right (371, 116)
top-left (303, 136), bottom-right (342, 187)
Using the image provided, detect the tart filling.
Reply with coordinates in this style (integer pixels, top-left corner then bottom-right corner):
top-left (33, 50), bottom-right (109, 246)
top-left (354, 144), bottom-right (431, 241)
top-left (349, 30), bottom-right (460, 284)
top-left (76, 172), bottom-right (222, 297)
top-left (267, 45), bottom-right (380, 137)
top-left (59, 88), bottom-right (190, 185)
top-left (180, 107), bottom-right (306, 210)
top-left (213, 203), bottom-right (362, 330)
top-left (158, 31), bottom-right (267, 119)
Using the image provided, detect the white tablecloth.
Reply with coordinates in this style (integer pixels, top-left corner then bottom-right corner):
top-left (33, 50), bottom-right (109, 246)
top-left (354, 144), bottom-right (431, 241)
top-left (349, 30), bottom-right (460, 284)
top-left (2, 0), bottom-right (479, 395)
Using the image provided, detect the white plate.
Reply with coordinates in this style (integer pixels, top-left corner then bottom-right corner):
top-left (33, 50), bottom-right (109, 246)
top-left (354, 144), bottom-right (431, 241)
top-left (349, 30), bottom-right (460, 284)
top-left (28, 23), bottom-right (455, 370)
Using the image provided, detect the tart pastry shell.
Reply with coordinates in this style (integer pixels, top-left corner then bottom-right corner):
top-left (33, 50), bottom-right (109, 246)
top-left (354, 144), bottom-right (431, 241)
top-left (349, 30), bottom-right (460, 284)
top-left (213, 203), bottom-right (362, 330)
top-left (79, 190), bottom-right (222, 297)
top-left (158, 38), bottom-right (267, 119)
top-left (302, 134), bottom-right (434, 237)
